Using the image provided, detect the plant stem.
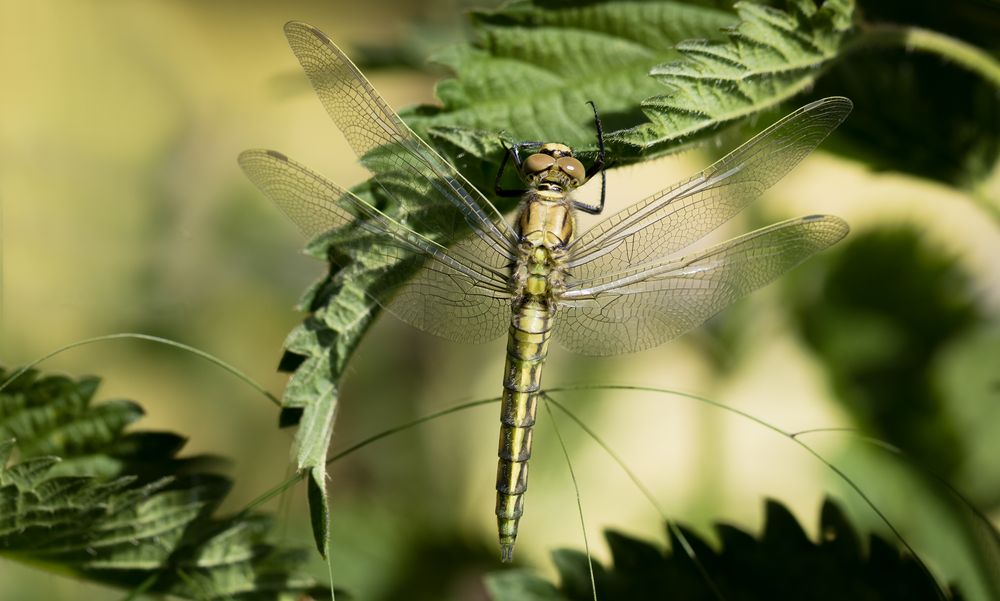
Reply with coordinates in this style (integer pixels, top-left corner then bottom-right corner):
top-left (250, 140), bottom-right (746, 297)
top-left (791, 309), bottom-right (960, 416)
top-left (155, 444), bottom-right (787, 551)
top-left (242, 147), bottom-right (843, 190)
top-left (845, 23), bottom-right (1000, 89)
top-left (842, 24), bottom-right (1000, 219)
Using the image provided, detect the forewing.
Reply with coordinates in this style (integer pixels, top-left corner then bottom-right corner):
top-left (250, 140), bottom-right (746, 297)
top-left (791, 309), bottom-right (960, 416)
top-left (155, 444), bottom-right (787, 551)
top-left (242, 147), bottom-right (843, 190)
top-left (239, 149), bottom-right (512, 343)
top-left (567, 97), bottom-right (852, 279)
top-left (555, 215), bottom-right (849, 355)
top-left (283, 21), bottom-right (518, 260)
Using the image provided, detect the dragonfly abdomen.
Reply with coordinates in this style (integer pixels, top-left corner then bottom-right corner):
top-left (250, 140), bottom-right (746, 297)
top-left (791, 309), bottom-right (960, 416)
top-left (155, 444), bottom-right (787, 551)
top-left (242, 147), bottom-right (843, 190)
top-left (496, 298), bottom-right (554, 562)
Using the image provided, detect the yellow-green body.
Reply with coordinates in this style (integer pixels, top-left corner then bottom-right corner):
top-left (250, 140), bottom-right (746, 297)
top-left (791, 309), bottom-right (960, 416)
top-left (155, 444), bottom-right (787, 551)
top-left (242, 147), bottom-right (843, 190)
top-left (496, 189), bottom-right (574, 562)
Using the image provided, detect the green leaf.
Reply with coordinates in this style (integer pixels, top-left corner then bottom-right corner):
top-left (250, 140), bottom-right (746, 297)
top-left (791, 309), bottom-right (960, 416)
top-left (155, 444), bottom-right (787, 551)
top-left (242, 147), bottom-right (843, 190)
top-left (810, 29), bottom-right (1000, 191)
top-left (353, 0), bottom-right (1000, 188)
top-left (278, 221), bottom-right (383, 556)
top-left (426, 1), bottom-right (737, 131)
top-left (404, 0), bottom-right (857, 163)
top-left (406, 0), bottom-right (739, 173)
top-left (0, 366), bottom-right (331, 600)
top-left (614, 0), bottom-right (854, 153)
top-left (487, 498), bottom-right (960, 600)
top-left (307, 465), bottom-right (330, 557)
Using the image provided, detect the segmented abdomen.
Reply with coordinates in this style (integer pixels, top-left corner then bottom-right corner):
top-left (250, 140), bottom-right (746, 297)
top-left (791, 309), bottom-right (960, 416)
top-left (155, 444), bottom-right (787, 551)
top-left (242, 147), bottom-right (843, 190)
top-left (496, 299), bottom-right (554, 562)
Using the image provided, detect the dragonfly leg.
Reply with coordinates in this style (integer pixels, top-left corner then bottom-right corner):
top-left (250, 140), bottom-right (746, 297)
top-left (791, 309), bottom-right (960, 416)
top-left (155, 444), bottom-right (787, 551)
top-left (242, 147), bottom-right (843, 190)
top-left (546, 248), bottom-right (567, 296)
top-left (495, 139), bottom-right (546, 198)
top-left (573, 101), bottom-right (608, 215)
top-left (584, 100), bottom-right (606, 179)
top-left (495, 141), bottom-right (525, 197)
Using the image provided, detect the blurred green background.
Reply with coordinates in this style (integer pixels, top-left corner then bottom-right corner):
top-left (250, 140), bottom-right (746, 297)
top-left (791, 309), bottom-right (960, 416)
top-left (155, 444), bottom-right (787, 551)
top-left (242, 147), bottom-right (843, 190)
top-left (1, 1), bottom-right (999, 600)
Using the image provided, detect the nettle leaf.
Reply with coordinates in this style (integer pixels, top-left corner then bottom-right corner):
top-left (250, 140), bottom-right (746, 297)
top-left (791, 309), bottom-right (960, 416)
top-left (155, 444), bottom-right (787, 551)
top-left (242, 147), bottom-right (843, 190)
top-left (402, 0), bottom-right (856, 164)
top-left (486, 499), bottom-right (961, 600)
top-left (276, 0), bottom-right (851, 417)
top-left (409, 0), bottom-right (738, 156)
top-left (0, 367), bottom-right (330, 600)
top-left (277, 180), bottom-right (432, 555)
top-left (616, 0), bottom-right (854, 154)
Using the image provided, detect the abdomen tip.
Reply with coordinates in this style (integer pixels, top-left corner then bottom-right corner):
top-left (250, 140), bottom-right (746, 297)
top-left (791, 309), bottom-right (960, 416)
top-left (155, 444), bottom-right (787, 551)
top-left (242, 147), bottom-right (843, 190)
top-left (500, 543), bottom-right (515, 563)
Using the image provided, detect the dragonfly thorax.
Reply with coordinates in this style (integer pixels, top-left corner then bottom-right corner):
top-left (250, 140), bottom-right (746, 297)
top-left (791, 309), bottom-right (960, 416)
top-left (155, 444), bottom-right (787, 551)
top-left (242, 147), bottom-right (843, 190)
top-left (517, 194), bottom-right (575, 249)
top-left (514, 195), bottom-right (573, 301)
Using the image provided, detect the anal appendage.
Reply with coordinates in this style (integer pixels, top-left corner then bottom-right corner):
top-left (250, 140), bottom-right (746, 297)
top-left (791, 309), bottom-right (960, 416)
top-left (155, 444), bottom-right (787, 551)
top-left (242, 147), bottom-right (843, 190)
top-left (500, 541), bottom-right (514, 563)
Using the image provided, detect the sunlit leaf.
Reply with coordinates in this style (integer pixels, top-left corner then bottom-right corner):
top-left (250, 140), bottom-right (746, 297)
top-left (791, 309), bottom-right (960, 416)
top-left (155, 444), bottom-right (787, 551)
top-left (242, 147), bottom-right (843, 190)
top-left (613, 0), bottom-right (854, 154)
top-left (409, 0), bottom-right (736, 156)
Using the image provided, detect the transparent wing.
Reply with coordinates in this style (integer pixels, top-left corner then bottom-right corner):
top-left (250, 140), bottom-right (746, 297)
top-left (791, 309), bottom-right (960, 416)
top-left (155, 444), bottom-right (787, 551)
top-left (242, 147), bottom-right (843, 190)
top-left (283, 21), bottom-right (518, 261)
top-left (239, 149), bottom-right (512, 343)
top-left (566, 97), bottom-right (853, 279)
top-left (554, 215), bottom-right (849, 355)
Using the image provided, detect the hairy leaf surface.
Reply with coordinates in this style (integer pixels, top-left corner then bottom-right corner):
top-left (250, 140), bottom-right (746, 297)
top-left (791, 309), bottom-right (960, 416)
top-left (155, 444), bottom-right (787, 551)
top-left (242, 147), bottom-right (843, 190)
top-left (0, 367), bottom-right (330, 600)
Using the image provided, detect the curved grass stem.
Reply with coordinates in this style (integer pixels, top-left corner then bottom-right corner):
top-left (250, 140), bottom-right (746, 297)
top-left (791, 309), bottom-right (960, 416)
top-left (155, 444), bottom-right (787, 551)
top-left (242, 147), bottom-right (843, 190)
top-left (546, 383), bottom-right (948, 600)
top-left (839, 23), bottom-right (1000, 222)
top-left (845, 23), bottom-right (1000, 89)
top-left (795, 428), bottom-right (1000, 598)
top-left (0, 332), bottom-right (280, 406)
top-left (231, 383), bottom-right (955, 600)
top-left (543, 392), bottom-right (726, 601)
top-left (541, 394), bottom-right (598, 601)
top-left (236, 397), bottom-right (501, 516)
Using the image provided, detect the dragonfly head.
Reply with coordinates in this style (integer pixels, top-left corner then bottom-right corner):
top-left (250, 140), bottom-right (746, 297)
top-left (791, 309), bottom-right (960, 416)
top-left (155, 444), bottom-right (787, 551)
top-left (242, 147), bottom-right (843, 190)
top-left (522, 143), bottom-right (586, 192)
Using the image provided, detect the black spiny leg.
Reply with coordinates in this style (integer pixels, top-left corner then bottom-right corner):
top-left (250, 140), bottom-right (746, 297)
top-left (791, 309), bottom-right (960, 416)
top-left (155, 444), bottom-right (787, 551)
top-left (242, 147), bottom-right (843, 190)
top-left (494, 141), bottom-right (525, 197)
top-left (572, 100), bottom-right (608, 215)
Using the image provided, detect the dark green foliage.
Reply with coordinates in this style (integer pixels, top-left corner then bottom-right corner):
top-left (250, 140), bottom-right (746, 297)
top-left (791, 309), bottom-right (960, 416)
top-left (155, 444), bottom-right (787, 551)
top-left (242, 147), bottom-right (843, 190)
top-left (782, 226), bottom-right (1000, 598)
top-left (857, 0), bottom-right (1000, 50)
top-left (809, 45), bottom-right (1000, 190)
top-left (935, 327), bottom-right (1000, 506)
top-left (785, 227), bottom-right (982, 477)
top-left (0, 367), bottom-right (331, 600)
top-left (486, 499), bottom-right (960, 600)
top-left (371, 535), bottom-right (499, 601)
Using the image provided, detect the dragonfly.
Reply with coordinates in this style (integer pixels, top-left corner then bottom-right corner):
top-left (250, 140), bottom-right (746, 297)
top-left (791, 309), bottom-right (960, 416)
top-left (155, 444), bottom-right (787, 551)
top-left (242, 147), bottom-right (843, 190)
top-left (240, 21), bottom-right (852, 563)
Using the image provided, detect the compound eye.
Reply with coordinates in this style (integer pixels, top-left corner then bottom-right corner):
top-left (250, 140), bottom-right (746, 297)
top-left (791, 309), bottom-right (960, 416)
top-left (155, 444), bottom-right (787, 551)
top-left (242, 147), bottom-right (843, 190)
top-left (524, 153), bottom-right (555, 175)
top-left (556, 156), bottom-right (586, 184)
